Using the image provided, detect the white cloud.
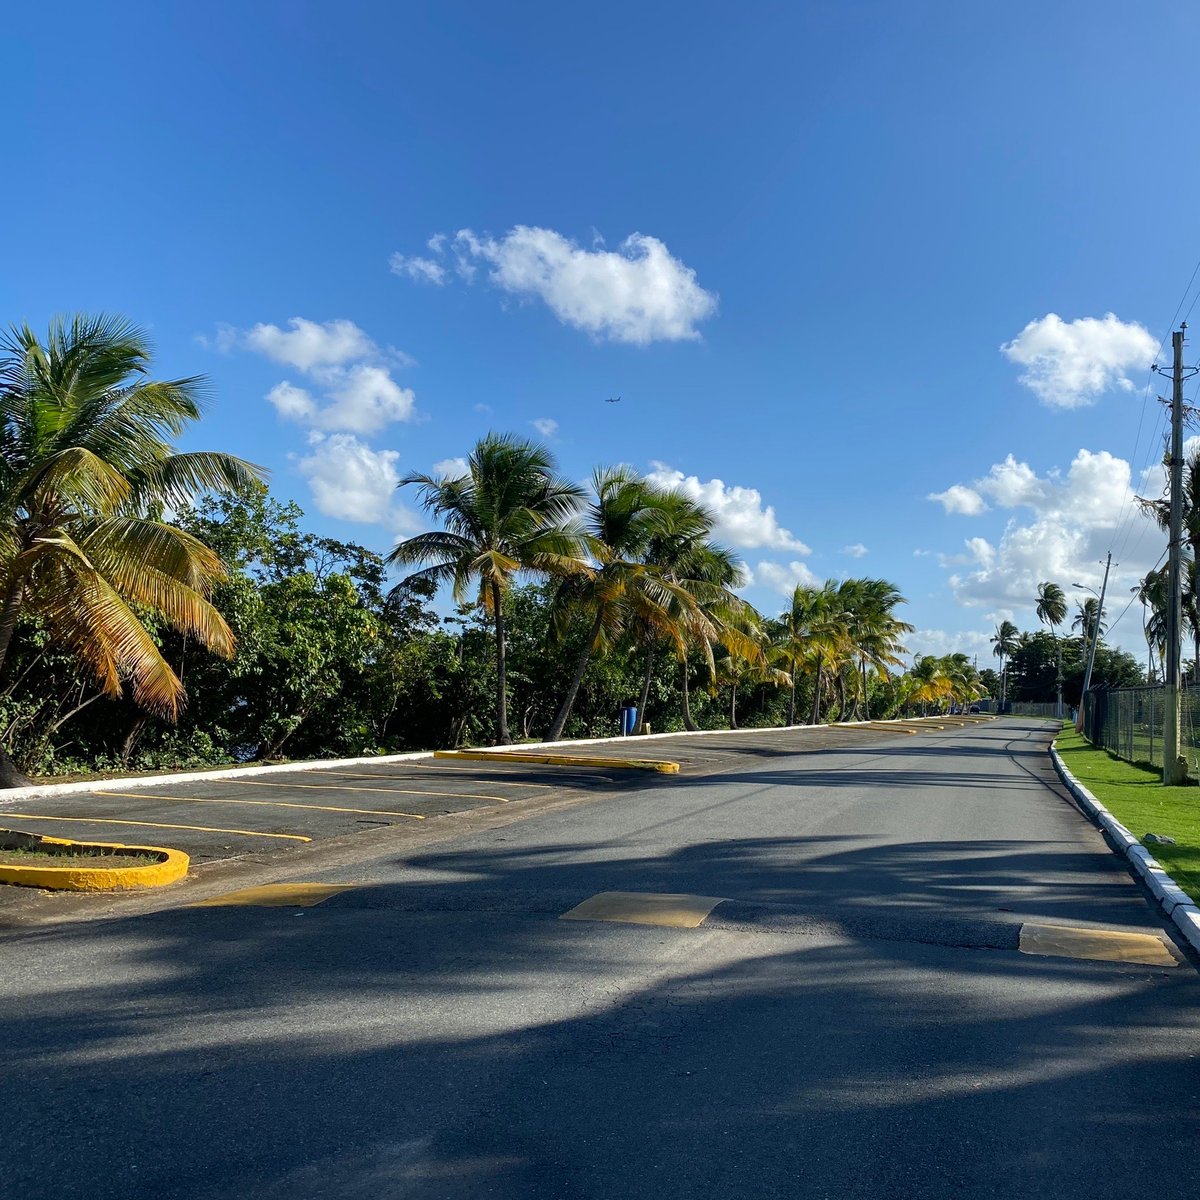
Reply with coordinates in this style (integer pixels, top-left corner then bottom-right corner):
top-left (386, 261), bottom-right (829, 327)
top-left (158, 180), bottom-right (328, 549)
top-left (928, 484), bottom-right (988, 515)
top-left (389, 253), bottom-right (447, 285)
top-left (234, 317), bottom-right (418, 434)
top-left (933, 448), bottom-right (1163, 637)
top-left (905, 629), bottom-right (993, 661)
top-left (1000, 313), bottom-right (1157, 408)
top-left (298, 434), bottom-right (418, 530)
top-left (317, 365), bottom-right (416, 434)
top-left (531, 417), bottom-right (558, 438)
top-left (267, 381), bottom-right (318, 422)
top-left (392, 226), bottom-right (717, 344)
top-left (432, 457), bottom-right (468, 477)
top-left (645, 462), bottom-right (809, 552)
top-left (842, 543), bottom-right (868, 558)
top-left (245, 318), bottom-right (377, 371)
top-left (753, 560), bottom-right (821, 596)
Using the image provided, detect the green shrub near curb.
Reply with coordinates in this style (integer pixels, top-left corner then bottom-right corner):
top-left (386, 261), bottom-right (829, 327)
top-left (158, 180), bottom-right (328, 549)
top-left (1056, 725), bottom-right (1200, 903)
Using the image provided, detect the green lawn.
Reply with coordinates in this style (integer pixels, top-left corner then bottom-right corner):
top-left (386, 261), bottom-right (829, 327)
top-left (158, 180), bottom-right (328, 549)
top-left (1055, 725), bottom-right (1200, 902)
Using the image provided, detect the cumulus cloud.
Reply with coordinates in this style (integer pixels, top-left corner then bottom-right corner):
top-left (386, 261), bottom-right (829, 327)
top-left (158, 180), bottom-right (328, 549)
top-left (753, 560), bottom-right (821, 596)
top-left (928, 484), bottom-right (988, 515)
top-left (298, 434), bottom-right (419, 531)
top-left (905, 629), bottom-right (993, 661)
top-left (531, 417), bottom-right (558, 438)
top-left (233, 317), bottom-right (418, 435)
top-left (391, 225), bottom-right (717, 344)
top-left (842, 543), bottom-right (869, 558)
top-left (431, 457), bottom-right (468, 477)
top-left (1000, 313), bottom-right (1157, 408)
top-left (645, 462), bottom-right (809, 553)
top-left (932, 448), bottom-right (1162, 628)
top-left (245, 318), bottom-right (377, 371)
top-left (389, 254), bottom-right (447, 285)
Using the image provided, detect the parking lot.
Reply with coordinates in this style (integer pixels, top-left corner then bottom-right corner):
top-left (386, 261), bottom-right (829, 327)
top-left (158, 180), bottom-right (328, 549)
top-left (0, 717), bottom-right (990, 870)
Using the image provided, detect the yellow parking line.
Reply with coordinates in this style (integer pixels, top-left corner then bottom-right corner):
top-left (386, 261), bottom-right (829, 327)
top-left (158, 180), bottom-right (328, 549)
top-left (5, 814), bottom-right (311, 842)
top-left (403, 764), bottom-right (555, 788)
top-left (94, 789), bottom-right (426, 820)
top-left (231, 778), bottom-right (511, 804)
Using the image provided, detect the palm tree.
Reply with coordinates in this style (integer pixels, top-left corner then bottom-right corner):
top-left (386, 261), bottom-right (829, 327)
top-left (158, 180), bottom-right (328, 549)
top-left (713, 617), bottom-right (789, 729)
top-left (990, 619), bottom-right (1019, 708)
top-left (842, 578), bottom-right (912, 720)
top-left (0, 315), bottom-right (262, 786)
top-left (390, 434), bottom-right (586, 744)
top-left (1133, 568), bottom-right (1169, 681)
top-left (543, 468), bottom-right (700, 741)
top-left (631, 496), bottom-right (753, 733)
top-left (1072, 598), bottom-right (1106, 641)
top-left (1035, 581), bottom-right (1067, 716)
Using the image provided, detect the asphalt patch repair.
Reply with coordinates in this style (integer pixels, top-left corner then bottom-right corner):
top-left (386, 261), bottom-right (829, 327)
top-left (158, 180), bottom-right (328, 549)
top-left (0, 718), bottom-right (988, 906)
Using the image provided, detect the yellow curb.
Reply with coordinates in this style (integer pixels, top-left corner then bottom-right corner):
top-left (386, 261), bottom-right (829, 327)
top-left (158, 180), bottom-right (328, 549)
top-left (435, 749), bottom-right (680, 774)
top-left (0, 828), bottom-right (188, 891)
top-left (828, 723), bottom-right (919, 735)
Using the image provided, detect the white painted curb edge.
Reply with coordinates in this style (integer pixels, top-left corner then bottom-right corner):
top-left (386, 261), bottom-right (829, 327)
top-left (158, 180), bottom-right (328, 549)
top-left (0, 715), bottom-right (957, 807)
top-left (1050, 743), bottom-right (1200, 959)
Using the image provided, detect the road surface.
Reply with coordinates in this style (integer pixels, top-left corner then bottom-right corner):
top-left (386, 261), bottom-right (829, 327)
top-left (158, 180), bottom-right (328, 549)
top-left (3, 718), bottom-right (1198, 1199)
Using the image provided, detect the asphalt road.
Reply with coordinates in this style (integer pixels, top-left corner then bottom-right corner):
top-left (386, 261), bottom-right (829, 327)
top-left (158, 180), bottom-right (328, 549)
top-left (3, 718), bottom-right (1199, 1199)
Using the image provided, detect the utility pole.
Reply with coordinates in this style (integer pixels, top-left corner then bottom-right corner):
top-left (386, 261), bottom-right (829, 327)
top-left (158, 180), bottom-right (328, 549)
top-left (1163, 326), bottom-right (1189, 784)
top-left (1079, 554), bottom-right (1112, 723)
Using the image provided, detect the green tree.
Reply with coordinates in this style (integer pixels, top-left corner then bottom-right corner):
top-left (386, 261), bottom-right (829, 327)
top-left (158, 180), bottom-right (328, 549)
top-left (389, 434), bottom-right (586, 744)
top-left (0, 315), bottom-right (261, 785)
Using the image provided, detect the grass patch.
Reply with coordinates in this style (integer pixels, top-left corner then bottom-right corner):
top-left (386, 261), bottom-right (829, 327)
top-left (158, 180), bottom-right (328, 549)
top-left (1055, 724), bottom-right (1200, 902)
top-left (0, 847), bottom-right (159, 870)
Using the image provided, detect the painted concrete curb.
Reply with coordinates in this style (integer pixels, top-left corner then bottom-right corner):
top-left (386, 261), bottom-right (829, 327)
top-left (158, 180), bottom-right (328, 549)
top-left (0, 829), bottom-right (189, 891)
top-left (435, 749), bottom-right (680, 773)
top-left (1050, 743), bottom-right (1200, 960)
top-left (0, 715), bottom-right (976, 806)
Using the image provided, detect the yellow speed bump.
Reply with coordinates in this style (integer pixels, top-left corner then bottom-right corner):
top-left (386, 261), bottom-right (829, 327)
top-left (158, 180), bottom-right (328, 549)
top-left (0, 828), bottom-right (188, 891)
top-left (435, 749), bottom-right (680, 774)
top-left (1019, 922), bottom-right (1178, 967)
top-left (191, 882), bottom-right (354, 907)
top-left (561, 890), bottom-right (728, 928)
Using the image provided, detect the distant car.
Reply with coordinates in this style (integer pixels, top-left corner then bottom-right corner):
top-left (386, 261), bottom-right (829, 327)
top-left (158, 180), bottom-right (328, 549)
top-left (968, 704), bottom-right (981, 713)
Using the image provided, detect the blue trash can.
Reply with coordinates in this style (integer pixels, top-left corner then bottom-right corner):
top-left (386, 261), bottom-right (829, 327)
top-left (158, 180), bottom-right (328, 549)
top-left (620, 705), bottom-right (638, 736)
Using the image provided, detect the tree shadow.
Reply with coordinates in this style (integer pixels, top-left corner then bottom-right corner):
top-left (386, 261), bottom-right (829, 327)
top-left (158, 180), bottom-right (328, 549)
top-left (3, 825), bottom-right (1196, 1199)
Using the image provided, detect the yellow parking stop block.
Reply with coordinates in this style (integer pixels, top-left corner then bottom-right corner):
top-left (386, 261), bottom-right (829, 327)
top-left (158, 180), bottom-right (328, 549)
top-left (436, 749), bottom-right (679, 773)
top-left (191, 882), bottom-right (355, 907)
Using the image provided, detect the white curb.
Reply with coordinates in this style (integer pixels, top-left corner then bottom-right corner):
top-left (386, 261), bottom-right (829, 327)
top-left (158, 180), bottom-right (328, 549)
top-left (0, 715), bottom-right (955, 807)
top-left (1050, 743), bottom-right (1200, 959)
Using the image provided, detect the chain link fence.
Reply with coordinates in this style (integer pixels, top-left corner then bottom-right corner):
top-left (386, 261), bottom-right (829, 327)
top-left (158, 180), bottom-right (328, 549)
top-left (1081, 684), bottom-right (1200, 773)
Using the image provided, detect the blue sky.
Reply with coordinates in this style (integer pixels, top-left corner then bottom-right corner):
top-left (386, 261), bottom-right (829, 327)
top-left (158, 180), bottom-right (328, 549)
top-left (6, 1), bottom-right (1199, 663)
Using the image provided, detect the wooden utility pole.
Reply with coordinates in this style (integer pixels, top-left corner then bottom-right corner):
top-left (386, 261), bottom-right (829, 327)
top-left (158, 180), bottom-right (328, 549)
top-left (1080, 553), bottom-right (1112, 720)
top-left (1163, 327), bottom-right (1188, 784)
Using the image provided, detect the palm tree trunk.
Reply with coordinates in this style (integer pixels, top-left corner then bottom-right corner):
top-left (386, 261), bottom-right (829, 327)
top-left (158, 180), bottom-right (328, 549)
top-left (545, 610), bottom-right (605, 741)
top-left (681, 661), bottom-right (699, 732)
top-left (634, 642), bottom-right (656, 735)
top-left (729, 683), bottom-right (738, 729)
top-left (1055, 631), bottom-right (1063, 715)
top-left (809, 653), bottom-right (824, 724)
top-left (786, 672), bottom-right (796, 726)
top-left (0, 579), bottom-right (30, 788)
top-left (491, 579), bottom-right (511, 744)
